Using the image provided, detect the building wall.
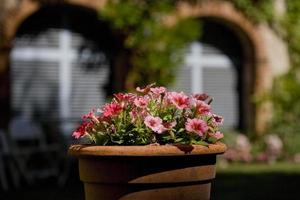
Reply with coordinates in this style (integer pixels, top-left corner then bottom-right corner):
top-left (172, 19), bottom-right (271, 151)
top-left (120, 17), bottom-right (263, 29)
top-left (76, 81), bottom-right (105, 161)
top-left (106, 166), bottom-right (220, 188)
top-left (0, 0), bottom-right (291, 133)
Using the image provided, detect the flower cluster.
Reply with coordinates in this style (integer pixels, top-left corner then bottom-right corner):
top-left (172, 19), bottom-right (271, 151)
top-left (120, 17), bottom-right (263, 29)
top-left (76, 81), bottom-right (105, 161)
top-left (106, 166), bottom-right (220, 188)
top-left (72, 84), bottom-right (224, 146)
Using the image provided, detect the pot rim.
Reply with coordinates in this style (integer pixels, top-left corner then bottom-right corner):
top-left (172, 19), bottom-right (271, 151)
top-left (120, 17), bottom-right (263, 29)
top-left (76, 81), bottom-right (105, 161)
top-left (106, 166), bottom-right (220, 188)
top-left (68, 142), bottom-right (227, 157)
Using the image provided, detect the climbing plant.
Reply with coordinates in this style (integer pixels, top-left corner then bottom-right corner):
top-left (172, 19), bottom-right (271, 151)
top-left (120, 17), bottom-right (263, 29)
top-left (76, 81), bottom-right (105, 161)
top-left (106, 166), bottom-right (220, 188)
top-left (228, 0), bottom-right (274, 23)
top-left (267, 0), bottom-right (300, 143)
top-left (101, 0), bottom-right (300, 139)
top-left (283, 0), bottom-right (300, 68)
top-left (224, 0), bottom-right (300, 138)
top-left (100, 0), bottom-right (279, 90)
top-left (226, 0), bottom-right (300, 152)
top-left (101, 0), bottom-right (200, 90)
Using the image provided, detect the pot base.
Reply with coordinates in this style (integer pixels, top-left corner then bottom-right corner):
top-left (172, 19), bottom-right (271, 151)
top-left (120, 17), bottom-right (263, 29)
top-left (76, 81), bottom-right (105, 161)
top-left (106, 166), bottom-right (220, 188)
top-left (69, 144), bottom-right (226, 200)
top-left (85, 183), bottom-right (211, 200)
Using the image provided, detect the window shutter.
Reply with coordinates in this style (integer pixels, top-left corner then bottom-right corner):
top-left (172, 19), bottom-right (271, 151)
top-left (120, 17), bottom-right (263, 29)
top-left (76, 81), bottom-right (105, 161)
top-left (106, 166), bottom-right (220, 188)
top-left (172, 42), bottom-right (238, 129)
top-left (11, 29), bottom-right (109, 133)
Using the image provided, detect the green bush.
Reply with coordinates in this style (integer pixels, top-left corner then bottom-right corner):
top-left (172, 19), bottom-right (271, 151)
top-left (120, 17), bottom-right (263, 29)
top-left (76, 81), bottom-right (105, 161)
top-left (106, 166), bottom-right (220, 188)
top-left (101, 0), bottom-right (200, 90)
top-left (100, 0), bottom-right (300, 155)
top-left (229, 0), bottom-right (274, 23)
top-left (268, 72), bottom-right (300, 155)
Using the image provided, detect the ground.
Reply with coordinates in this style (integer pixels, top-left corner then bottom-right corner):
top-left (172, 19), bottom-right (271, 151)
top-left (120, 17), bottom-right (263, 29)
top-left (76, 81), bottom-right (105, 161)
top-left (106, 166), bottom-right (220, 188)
top-left (1, 162), bottom-right (300, 200)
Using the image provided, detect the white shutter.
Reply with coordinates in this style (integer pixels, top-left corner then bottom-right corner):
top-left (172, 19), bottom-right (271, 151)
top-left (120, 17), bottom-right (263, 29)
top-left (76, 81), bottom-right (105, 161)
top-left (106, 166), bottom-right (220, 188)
top-left (11, 29), bottom-right (109, 134)
top-left (71, 62), bottom-right (108, 118)
top-left (202, 67), bottom-right (238, 127)
top-left (172, 42), bottom-right (238, 128)
top-left (11, 60), bottom-right (60, 120)
top-left (171, 65), bottom-right (192, 94)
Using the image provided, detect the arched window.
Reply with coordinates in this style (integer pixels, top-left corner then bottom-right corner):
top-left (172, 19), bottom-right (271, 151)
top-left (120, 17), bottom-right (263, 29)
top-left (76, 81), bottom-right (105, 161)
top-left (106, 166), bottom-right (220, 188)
top-left (10, 5), bottom-right (116, 136)
top-left (173, 42), bottom-right (238, 128)
top-left (173, 18), bottom-right (247, 130)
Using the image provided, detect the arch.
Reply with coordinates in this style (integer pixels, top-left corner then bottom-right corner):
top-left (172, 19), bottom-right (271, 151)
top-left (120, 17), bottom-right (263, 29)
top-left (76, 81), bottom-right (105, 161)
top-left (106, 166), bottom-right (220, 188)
top-left (16, 4), bottom-right (110, 43)
top-left (1, 1), bottom-right (105, 46)
top-left (8, 3), bottom-right (121, 136)
top-left (0, 0), bottom-right (272, 132)
top-left (0, 1), bottom-right (104, 129)
top-left (177, 0), bottom-right (270, 133)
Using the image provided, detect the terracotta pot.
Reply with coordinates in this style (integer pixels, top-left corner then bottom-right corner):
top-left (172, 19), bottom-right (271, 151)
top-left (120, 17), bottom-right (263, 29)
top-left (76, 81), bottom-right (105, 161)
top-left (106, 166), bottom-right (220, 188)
top-left (68, 143), bottom-right (226, 200)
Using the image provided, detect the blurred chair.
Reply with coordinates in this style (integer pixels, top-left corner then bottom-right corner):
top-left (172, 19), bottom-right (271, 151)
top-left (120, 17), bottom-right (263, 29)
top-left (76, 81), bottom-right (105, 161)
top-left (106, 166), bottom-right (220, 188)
top-left (8, 117), bottom-right (65, 185)
top-left (0, 129), bottom-right (22, 189)
top-left (0, 129), bottom-right (9, 190)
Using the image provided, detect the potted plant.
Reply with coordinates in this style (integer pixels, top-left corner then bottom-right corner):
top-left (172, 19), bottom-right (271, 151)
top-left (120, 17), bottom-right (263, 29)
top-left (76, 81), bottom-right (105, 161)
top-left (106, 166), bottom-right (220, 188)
top-left (68, 83), bottom-right (226, 200)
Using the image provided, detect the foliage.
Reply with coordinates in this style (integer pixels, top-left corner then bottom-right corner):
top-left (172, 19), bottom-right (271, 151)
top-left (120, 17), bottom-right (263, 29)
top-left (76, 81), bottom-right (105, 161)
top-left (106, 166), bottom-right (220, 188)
top-left (229, 0), bottom-right (300, 145)
top-left (72, 84), bottom-right (224, 145)
top-left (222, 131), bottom-right (290, 163)
top-left (282, 0), bottom-right (300, 67)
top-left (268, 72), bottom-right (300, 155)
top-left (262, 1), bottom-right (300, 153)
top-left (99, 0), bottom-right (275, 89)
top-left (99, 0), bottom-right (300, 145)
top-left (100, 0), bottom-right (200, 89)
top-left (270, 73), bottom-right (300, 133)
top-left (229, 0), bottom-right (274, 23)
top-left (218, 162), bottom-right (300, 174)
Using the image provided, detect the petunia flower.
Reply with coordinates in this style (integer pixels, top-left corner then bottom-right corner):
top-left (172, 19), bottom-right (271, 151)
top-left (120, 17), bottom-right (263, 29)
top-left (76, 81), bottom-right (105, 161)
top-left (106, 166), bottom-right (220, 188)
top-left (72, 123), bottom-right (90, 139)
top-left (114, 93), bottom-right (136, 103)
top-left (163, 121), bottom-right (177, 129)
top-left (134, 96), bottom-right (149, 108)
top-left (136, 83), bottom-right (156, 94)
top-left (185, 118), bottom-right (208, 136)
top-left (102, 102), bottom-right (122, 117)
top-left (194, 100), bottom-right (211, 115)
top-left (144, 115), bottom-right (166, 134)
top-left (213, 114), bottom-right (224, 125)
top-left (192, 93), bottom-right (210, 101)
top-left (168, 92), bottom-right (189, 110)
top-left (150, 87), bottom-right (166, 95)
top-left (213, 131), bottom-right (224, 139)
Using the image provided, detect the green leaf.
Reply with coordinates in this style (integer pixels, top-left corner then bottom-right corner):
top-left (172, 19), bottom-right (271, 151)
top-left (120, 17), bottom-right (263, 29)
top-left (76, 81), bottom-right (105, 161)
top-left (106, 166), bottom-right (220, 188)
top-left (193, 140), bottom-right (209, 147)
top-left (175, 138), bottom-right (184, 142)
top-left (94, 134), bottom-right (110, 145)
top-left (177, 128), bottom-right (185, 133)
top-left (208, 137), bottom-right (218, 144)
top-left (163, 114), bottom-right (172, 121)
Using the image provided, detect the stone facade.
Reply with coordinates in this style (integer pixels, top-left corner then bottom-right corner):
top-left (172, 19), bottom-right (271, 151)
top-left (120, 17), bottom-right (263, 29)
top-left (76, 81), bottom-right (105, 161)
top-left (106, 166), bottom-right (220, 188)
top-left (0, 0), bottom-right (290, 133)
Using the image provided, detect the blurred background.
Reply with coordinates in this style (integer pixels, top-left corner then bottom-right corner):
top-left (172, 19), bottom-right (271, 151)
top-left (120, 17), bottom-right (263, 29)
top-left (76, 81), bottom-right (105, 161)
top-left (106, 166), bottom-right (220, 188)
top-left (0, 0), bottom-right (299, 199)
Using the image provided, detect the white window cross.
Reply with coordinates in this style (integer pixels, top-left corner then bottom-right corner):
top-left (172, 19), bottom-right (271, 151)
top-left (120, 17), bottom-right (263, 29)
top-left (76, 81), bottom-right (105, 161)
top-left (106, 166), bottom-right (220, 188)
top-left (185, 42), bottom-right (233, 94)
top-left (11, 30), bottom-right (77, 133)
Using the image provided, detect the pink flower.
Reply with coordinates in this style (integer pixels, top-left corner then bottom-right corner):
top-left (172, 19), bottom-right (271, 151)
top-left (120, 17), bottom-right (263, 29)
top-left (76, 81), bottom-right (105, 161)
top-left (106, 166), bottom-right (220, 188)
top-left (213, 114), bottom-right (223, 125)
top-left (168, 92), bottom-right (189, 109)
top-left (185, 118), bottom-right (208, 136)
top-left (129, 108), bottom-right (147, 122)
top-left (102, 102), bottom-right (122, 117)
top-left (155, 126), bottom-right (167, 134)
top-left (193, 93), bottom-right (210, 101)
top-left (113, 93), bottom-right (136, 108)
top-left (163, 121), bottom-right (177, 129)
top-left (194, 100), bottom-right (211, 115)
top-left (150, 87), bottom-right (166, 95)
top-left (134, 96), bottom-right (149, 108)
top-left (213, 131), bottom-right (224, 139)
top-left (82, 109), bottom-right (95, 120)
top-left (136, 83), bottom-right (156, 94)
top-left (82, 109), bottom-right (99, 123)
top-left (144, 115), bottom-right (166, 134)
top-left (72, 84), bottom-right (224, 145)
top-left (114, 93), bottom-right (136, 103)
top-left (129, 110), bottom-right (138, 123)
top-left (72, 123), bottom-right (89, 139)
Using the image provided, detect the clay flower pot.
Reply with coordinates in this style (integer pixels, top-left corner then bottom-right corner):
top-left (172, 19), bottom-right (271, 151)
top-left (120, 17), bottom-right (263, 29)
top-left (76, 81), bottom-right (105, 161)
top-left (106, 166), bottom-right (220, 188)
top-left (68, 142), bottom-right (226, 200)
